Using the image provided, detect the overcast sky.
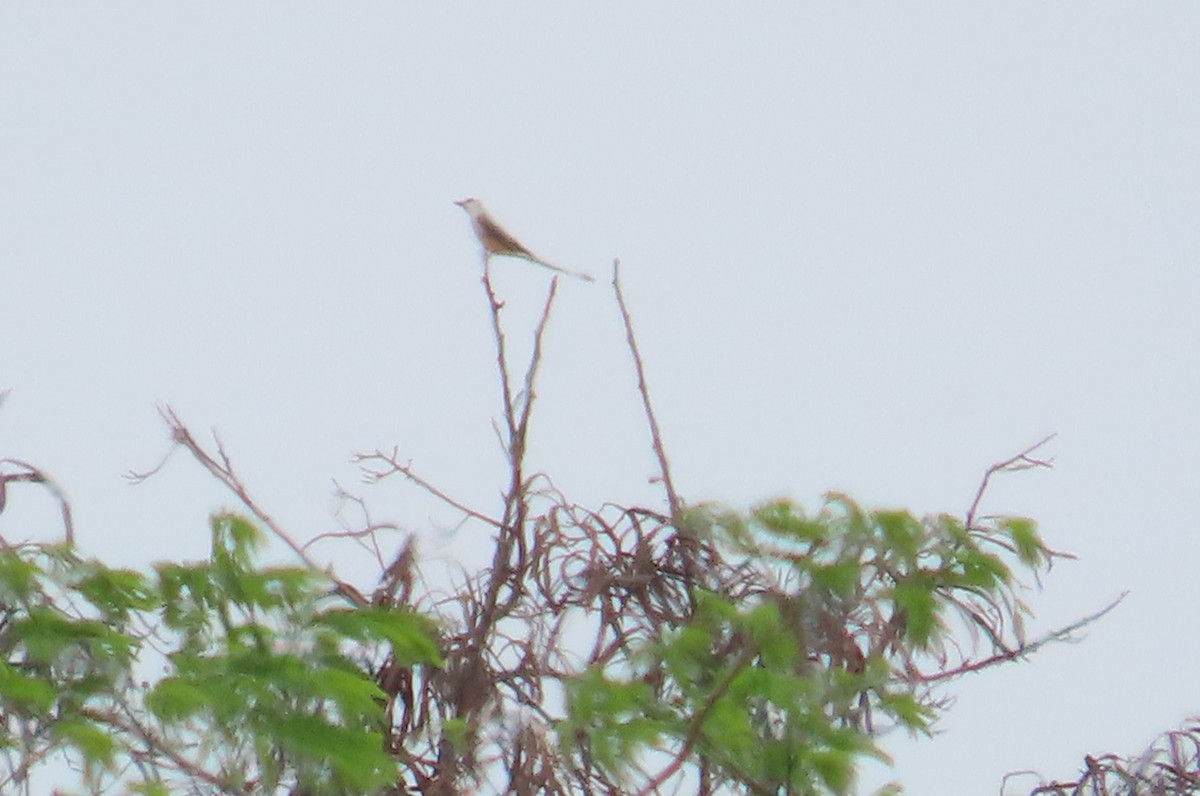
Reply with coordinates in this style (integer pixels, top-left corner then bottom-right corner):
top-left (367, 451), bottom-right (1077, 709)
top-left (2, 4), bottom-right (1198, 793)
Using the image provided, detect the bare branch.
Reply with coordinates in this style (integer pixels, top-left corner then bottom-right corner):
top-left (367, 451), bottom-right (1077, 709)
top-left (0, 457), bottom-right (74, 545)
top-left (483, 258), bottom-right (519, 448)
top-left (919, 591), bottom-right (1126, 683)
top-left (141, 405), bottom-right (367, 606)
top-left (612, 260), bottom-right (681, 521)
top-left (966, 433), bottom-right (1056, 529)
top-left (354, 449), bottom-right (503, 529)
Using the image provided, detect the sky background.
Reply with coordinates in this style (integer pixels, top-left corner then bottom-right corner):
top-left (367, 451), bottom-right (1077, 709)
top-left (2, 4), bottom-right (1198, 793)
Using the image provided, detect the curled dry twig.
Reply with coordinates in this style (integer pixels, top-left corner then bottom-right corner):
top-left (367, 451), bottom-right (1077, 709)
top-left (0, 457), bottom-right (75, 545)
top-left (1004, 716), bottom-right (1200, 795)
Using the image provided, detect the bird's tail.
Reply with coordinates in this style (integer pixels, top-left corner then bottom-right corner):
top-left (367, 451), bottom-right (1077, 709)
top-left (530, 257), bottom-right (597, 283)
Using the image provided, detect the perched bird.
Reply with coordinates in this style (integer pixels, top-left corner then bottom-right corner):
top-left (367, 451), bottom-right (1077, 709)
top-left (455, 197), bottom-right (596, 283)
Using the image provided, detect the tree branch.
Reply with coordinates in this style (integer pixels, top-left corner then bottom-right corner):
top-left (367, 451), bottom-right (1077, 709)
top-left (611, 260), bottom-right (681, 521)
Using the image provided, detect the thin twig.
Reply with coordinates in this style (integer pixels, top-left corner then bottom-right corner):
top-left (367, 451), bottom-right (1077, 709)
top-left (612, 260), bottom-right (681, 520)
top-left (0, 458), bottom-right (74, 545)
top-left (483, 258), bottom-right (519, 449)
top-left (966, 434), bottom-right (1056, 528)
top-left (80, 706), bottom-right (233, 792)
top-left (355, 450), bottom-right (503, 529)
top-left (140, 405), bottom-right (367, 606)
top-left (919, 591), bottom-right (1126, 682)
top-left (513, 276), bottom-right (560, 465)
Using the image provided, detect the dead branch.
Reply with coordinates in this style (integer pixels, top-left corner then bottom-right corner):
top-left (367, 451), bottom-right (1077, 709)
top-left (0, 457), bottom-right (75, 545)
top-left (611, 260), bottom-right (681, 522)
top-left (966, 433), bottom-right (1056, 529)
top-left (353, 448), bottom-right (503, 529)
top-left (132, 405), bottom-right (367, 607)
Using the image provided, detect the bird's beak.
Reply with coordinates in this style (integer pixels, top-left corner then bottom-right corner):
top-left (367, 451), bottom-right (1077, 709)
top-left (454, 198), bottom-right (469, 207)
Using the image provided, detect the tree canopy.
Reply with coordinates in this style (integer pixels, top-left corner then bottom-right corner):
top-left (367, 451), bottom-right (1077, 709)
top-left (0, 263), bottom-right (1166, 796)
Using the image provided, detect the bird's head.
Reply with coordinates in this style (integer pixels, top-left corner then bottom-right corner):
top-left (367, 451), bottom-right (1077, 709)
top-left (454, 197), bottom-right (483, 215)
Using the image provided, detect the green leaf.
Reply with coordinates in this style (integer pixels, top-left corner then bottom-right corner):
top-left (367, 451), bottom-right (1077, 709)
top-left (877, 690), bottom-right (934, 732)
top-left (130, 783), bottom-right (171, 796)
top-left (693, 589), bottom-right (739, 624)
top-left (1001, 516), bottom-right (1045, 566)
top-left (754, 499), bottom-right (827, 543)
top-left (146, 677), bottom-right (211, 721)
top-left (315, 666), bottom-right (385, 713)
top-left (72, 565), bottom-right (157, 617)
top-left (315, 607), bottom-right (443, 666)
top-left (562, 667), bottom-right (663, 775)
top-left (272, 714), bottom-right (395, 789)
top-left (824, 492), bottom-right (870, 537)
top-left (443, 717), bottom-right (470, 751)
top-left (892, 576), bottom-right (939, 648)
top-left (811, 747), bottom-right (855, 794)
top-left (0, 661), bottom-right (57, 714)
top-left (0, 553), bottom-right (40, 602)
top-left (811, 559), bottom-right (861, 597)
top-left (156, 562), bottom-right (221, 631)
top-left (875, 510), bottom-right (923, 560)
top-left (954, 548), bottom-right (1011, 589)
top-left (12, 608), bottom-right (121, 665)
top-left (210, 512), bottom-right (265, 577)
top-left (53, 718), bottom-right (116, 765)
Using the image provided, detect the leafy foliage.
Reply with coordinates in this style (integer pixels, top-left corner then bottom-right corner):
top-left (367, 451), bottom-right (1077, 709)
top-left (557, 493), bottom-right (1054, 795)
top-left (0, 515), bottom-right (441, 794)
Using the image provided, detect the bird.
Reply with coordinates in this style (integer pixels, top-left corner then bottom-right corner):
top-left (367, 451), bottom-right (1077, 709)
top-left (454, 197), bottom-right (596, 283)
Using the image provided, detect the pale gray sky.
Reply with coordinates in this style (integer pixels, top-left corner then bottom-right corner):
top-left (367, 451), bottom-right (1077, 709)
top-left (2, 5), bottom-right (1198, 793)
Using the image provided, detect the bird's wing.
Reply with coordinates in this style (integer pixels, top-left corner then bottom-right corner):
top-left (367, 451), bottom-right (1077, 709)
top-left (475, 211), bottom-right (597, 282)
top-left (476, 214), bottom-right (539, 260)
